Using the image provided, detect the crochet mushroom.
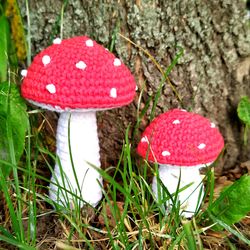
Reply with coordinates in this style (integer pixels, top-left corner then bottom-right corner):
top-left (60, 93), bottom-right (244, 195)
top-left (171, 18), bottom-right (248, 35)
top-left (21, 36), bottom-right (136, 208)
top-left (137, 109), bottom-right (224, 217)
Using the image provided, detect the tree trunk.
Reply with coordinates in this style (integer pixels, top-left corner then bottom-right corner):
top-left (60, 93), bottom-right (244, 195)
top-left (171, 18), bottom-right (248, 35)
top-left (20, 0), bottom-right (250, 170)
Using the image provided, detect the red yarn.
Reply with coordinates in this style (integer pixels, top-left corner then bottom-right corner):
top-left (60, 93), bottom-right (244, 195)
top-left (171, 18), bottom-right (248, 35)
top-left (21, 36), bottom-right (136, 110)
top-left (137, 109), bottom-right (224, 166)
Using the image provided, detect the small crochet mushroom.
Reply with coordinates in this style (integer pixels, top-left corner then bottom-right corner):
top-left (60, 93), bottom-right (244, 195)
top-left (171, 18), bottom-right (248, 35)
top-left (21, 36), bottom-right (136, 208)
top-left (137, 109), bottom-right (224, 217)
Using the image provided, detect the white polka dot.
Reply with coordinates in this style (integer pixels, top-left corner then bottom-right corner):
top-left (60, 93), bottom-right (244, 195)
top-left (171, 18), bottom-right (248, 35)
top-left (198, 143), bottom-right (206, 149)
top-left (85, 39), bottom-right (94, 47)
top-left (53, 38), bottom-right (62, 44)
top-left (21, 69), bottom-right (27, 77)
top-left (162, 151), bottom-right (171, 156)
top-left (181, 109), bottom-right (187, 112)
top-left (135, 85), bottom-right (138, 91)
top-left (113, 58), bottom-right (121, 66)
top-left (76, 61), bottom-right (87, 70)
top-left (42, 55), bottom-right (51, 66)
top-left (173, 119), bottom-right (180, 124)
top-left (110, 88), bottom-right (117, 98)
top-left (141, 136), bottom-right (148, 143)
top-left (105, 48), bottom-right (109, 51)
top-left (46, 84), bottom-right (56, 94)
top-left (210, 123), bottom-right (216, 128)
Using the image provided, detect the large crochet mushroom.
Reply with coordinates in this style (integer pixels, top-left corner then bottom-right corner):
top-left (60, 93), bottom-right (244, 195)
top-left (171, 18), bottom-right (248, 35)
top-left (137, 109), bottom-right (224, 217)
top-left (21, 36), bottom-right (136, 208)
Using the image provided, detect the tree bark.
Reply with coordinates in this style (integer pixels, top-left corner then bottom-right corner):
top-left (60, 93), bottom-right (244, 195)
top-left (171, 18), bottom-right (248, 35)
top-left (20, 0), bottom-right (250, 169)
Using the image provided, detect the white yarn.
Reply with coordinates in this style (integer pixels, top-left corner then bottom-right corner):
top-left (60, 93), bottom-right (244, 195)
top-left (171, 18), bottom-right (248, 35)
top-left (152, 164), bottom-right (205, 218)
top-left (27, 99), bottom-right (111, 112)
top-left (49, 111), bottom-right (103, 208)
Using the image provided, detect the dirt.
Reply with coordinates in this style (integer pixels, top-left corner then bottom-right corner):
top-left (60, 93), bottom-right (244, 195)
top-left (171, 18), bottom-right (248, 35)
top-left (0, 159), bottom-right (249, 249)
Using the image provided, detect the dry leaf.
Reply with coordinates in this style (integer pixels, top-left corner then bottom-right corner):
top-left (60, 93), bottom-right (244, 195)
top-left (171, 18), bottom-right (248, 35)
top-left (98, 201), bottom-right (124, 228)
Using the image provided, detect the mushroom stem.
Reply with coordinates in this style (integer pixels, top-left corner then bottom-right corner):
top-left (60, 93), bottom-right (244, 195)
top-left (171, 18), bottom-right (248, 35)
top-left (152, 164), bottom-right (204, 218)
top-left (49, 111), bottom-right (103, 208)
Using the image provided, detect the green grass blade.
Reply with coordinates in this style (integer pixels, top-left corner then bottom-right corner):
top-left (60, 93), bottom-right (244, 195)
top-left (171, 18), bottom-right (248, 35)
top-left (208, 212), bottom-right (250, 246)
top-left (207, 167), bottom-right (215, 207)
top-left (68, 114), bottom-right (81, 196)
top-left (5, 82), bottom-right (25, 242)
top-left (0, 234), bottom-right (36, 250)
top-left (25, 119), bottom-right (37, 245)
top-left (61, 214), bottom-right (95, 250)
top-left (109, 20), bottom-right (120, 52)
top-left (60, 0), bottom-right (69, 39)
top-left (132, 87), bottom-right (153, 141)
top-left (150, 46), bottom-right (184, 121)
top-left (168, 231), bottom-right (185, 250)
top-left (102, 203), bottom-right (116, 248)
top-left (0, 168), bottom-right (20, 238)
top-left (183, 220), bottom-right (197, 250)
top-left (226, 238), bottom-right (237, 250)
top-left (0, 15), bottom-right (10, 82)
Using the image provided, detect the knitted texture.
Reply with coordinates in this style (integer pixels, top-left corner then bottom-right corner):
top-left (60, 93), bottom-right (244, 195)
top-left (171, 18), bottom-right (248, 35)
top-left (21, 36), bottom-right (136, 110)
top-left (137, 109), bottom-right (224, 166)
top-left (152, 164), bottom-right (204, 218)
top-left (49, 111), bottom-right (103, 207)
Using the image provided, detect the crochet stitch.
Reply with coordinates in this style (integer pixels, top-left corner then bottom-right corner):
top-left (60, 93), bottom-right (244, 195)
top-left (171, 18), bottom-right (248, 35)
top-left (152, 165), bottom-right (204, 218)
top-left (49, 112), bottom-right (103, 207)
top-left (137, 109), bottom-right (224, 217)
top-left (137, 109), bottom-right (224, 166)
top-left (21, 36), bottom-right (136, 208)
top-left (21, 36), bottom-right (136, 110)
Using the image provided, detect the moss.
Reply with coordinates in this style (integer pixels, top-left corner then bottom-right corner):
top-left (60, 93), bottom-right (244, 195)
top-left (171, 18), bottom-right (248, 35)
top-left (5, 0), bottom-right (27, 60)
top-left (18, 0), bottom-right (250, 168)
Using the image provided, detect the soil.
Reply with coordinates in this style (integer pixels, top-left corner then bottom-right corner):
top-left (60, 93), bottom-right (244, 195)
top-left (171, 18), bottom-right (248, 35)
top-left (0, 158), bottom-right (249, 249)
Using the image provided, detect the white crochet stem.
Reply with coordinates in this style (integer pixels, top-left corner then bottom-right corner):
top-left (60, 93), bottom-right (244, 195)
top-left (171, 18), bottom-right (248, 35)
top-left (49, 111), bottom-right (103, 208)
top-left (152, 164), bottom-right (204, 218)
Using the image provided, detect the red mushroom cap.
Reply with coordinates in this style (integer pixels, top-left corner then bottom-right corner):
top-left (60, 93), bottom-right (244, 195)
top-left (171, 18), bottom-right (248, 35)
top-left (137, 109), bottom-right (224, 166)
top-left (21, 36), bottom-right (136, 111)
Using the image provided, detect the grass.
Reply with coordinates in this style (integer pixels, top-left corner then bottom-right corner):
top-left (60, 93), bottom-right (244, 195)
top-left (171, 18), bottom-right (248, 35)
top-left (0, 2), bottom-right (250, 250)
top-left (1, 111), bottom-right (250, 250)
top-left (1, 61), bottom-right (249, 249)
